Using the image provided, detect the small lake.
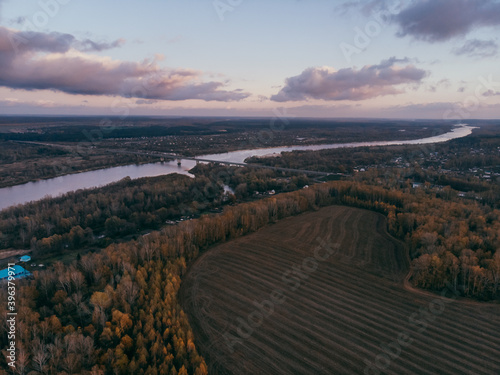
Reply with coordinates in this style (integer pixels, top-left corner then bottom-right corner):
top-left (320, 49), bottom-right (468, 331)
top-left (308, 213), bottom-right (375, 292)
top-left (0, 124), bottom-right (475, 211)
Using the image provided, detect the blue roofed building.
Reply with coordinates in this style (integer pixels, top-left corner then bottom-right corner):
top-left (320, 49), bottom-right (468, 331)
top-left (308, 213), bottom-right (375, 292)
top-left (19, 255), bottom-right (31, 262)
top-left (0, 265), bottom-right (32, 281)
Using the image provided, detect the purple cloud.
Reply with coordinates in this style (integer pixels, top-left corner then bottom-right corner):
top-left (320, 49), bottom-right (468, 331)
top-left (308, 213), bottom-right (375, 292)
top-left (271, 58), bottom-right (427, 102)
top-left (337, 0), bottom-right (402, 17)
top-left (77, 38), bottom-right (126, 52)
top-left (2, 28), bottom-right (123, 54)
top-left (394, 0), bottom-right (500, 42)
top-left (0, 27), bottom-right (249, 102)
top-left (453, 39), bottom-right (498, 57)
top-left (483, 90), bottom-right (500, 96)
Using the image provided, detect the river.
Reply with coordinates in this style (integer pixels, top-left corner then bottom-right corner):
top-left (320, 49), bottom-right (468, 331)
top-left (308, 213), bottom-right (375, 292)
top-left (0, 124), bottom-right (475, 211)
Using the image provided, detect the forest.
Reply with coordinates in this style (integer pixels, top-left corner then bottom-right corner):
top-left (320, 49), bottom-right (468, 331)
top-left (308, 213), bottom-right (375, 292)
top-left (1, 175), bottom-right (500, 373)
top-left (0, 166), bottom-right (308, 254)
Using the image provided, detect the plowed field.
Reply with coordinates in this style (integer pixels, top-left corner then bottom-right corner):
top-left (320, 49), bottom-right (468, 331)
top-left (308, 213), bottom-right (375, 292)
top-left (180, 206), bottom-right (500, 374)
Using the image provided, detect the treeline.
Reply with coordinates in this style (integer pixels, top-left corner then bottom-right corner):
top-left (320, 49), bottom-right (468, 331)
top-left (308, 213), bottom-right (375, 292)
top-left (0, 141), bottom-right (69, 164)
top-left (0, 125), bottom-right (223, 143)
top-left (0, 174), bottom-right (224, 253)
top-left (246, 146), bottom-right (417, 174)
top-left (388, 191), bottom-right (500, 298)
top-left (0, 119), bottom-right (449, 143)
top-left (0, 141), bottom-right (155, 188)
top-left (329, 182), bottom-right (500, 299)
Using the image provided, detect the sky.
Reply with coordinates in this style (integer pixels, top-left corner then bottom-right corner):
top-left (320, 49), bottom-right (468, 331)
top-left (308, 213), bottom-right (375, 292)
top-left (0, 0), bottom-right (499, 119)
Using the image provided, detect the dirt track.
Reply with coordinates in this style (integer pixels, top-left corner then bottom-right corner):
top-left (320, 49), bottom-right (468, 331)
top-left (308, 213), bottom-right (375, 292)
top-left (180, 206), bottom-right (500, 375)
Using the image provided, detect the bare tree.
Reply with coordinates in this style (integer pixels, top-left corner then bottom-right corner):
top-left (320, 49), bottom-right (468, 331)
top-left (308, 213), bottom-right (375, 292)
top-left (70, 269), bottom-right (86, 292)
top-left (62, 353), bottom-right (81, 375)
top-left (44, 221), bottom-right (55, 237)
top-left (80, 255), bottom-right (97, 279)
top-left (79, 335), bottom-right (96, 368)
top-left (14, 346), bottom-right (29, 375)
top-left (58, 273), bottom-right (72, 294)
top-left (39, 319), bottom-right (50, 342)
top-left (47, 339), bottom-right (63, 373)
top-left (38, 271), bottom-right (54, 300)
top-left (32, 341), bottom-right (49, 374)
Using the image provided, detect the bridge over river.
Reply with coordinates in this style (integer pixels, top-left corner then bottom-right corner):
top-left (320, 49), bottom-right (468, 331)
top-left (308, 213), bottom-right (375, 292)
top-left (14, 141), bottom-right (343, 177)
top-left (116, 149), bottom-right (343, 177)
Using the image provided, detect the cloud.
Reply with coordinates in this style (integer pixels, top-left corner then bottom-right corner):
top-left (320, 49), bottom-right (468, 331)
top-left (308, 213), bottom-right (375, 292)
top-left (0, 27), bottom-right (249, 102)
top-left (271, 57), bottom-right (427, 102)
top-left (2, 28), bottom-right (123, 54)
top-left (77, 38), bottom-right (125, 52)
top-left (483, 90), bottom-right (500, 97)
top-left (453, 39), bottom-right (498, 57)
top-left (427, 78), bottom-right (451, 93)
top-left (135, 99), bottom-right (158, 105)
top-left (335, 1), bottom-right (370, 15)
top-left (336, 0), bottom-right (398, 16)
top-left (393, 0), bottom-right (500, 42)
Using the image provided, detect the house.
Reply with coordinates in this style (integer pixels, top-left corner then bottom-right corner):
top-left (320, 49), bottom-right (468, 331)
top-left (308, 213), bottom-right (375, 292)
top-left (0, 265), bottom-right (32, 281)
top-left (19, 255), bottom-right (31, 262)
